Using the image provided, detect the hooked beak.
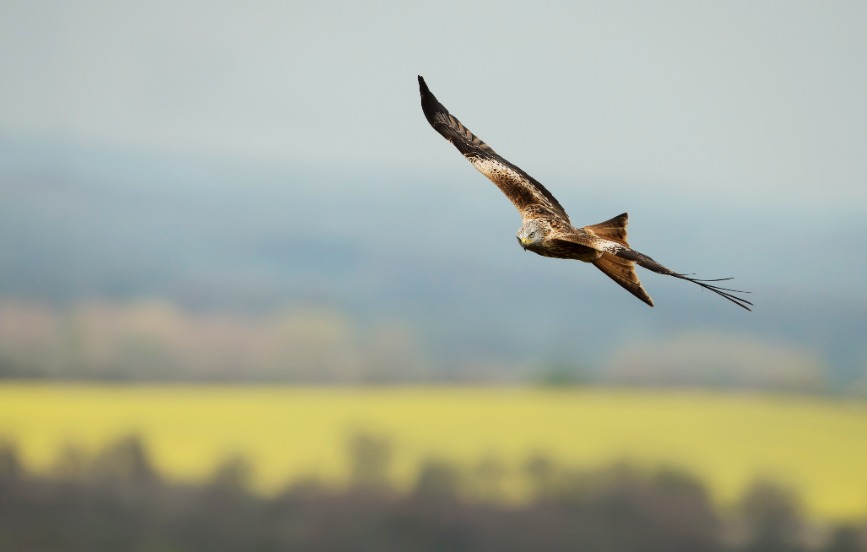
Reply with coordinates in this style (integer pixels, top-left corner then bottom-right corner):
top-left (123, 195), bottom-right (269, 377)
top-left (517, 236), bottom-right (528, 251)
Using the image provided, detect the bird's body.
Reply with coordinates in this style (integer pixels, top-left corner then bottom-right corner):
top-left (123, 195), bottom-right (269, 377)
top-left (418, 76), bottom-right (751, 310)
top-left (518, 219), bottom-right (599, 262)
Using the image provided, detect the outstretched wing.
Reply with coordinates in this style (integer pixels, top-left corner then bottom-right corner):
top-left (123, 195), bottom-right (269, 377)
top-left (612, 246), bottom-right (753, 311)
top-left (553, 214), bottom-right (751, 310)
top-left (419, 76), bottom-right (569, 221)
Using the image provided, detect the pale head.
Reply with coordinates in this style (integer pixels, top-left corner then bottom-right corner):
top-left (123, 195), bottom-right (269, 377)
top-left (516, 219), bottom-right (549, 250)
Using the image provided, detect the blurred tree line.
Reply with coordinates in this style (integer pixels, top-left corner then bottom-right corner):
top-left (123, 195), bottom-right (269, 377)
top-left (2, 300), bottom-right (846, 392)
top-left (1, 433), bottom-right (866, 551)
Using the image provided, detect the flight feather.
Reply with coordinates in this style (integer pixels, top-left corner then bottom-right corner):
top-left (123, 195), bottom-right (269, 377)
top-left (419, 76), bottom-right (569, 221)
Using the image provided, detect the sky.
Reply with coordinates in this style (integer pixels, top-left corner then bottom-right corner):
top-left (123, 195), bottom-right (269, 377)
top-left (1, 1), bottom-right (866, 379)
top-left (2, 1), bottom-right (866, 209)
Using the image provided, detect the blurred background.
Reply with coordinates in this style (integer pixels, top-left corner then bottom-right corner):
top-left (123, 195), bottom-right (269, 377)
top-left (1, 1), bottom-right (867, 550)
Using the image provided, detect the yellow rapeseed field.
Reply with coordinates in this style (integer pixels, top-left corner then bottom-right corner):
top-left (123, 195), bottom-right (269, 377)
top-left (1, 384), bottom-right (866, 520)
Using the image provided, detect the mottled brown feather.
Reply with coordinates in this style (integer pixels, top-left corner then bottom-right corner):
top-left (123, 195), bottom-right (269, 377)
top-left (418, 76), bottom-right (569, 222)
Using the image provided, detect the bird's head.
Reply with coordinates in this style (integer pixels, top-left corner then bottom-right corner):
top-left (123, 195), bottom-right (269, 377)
top-left (516, 219), bottom-right (548, 251)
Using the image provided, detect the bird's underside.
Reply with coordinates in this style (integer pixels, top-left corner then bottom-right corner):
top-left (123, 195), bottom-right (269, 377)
top-left (418, 75), bottom-right (752, 311)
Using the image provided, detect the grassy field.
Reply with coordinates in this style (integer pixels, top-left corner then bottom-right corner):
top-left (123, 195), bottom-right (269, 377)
top-left (1, 384), bottom-right (866, 520)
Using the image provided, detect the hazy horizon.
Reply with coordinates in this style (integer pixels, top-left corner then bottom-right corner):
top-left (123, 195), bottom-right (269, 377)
top-left (2, 2), bottom-right (866, 389)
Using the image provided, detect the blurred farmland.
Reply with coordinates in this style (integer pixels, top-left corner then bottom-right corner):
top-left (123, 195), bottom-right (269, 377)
top-left (2, 384), bottom-right (866, 521)
top-left (4, 387), bottom-right (867, 551)
top-left (6, 432), bottom-right (852, 552)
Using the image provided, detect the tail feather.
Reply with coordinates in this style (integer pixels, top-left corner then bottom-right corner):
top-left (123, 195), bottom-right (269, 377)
top-left (584, 213), bottom-right (629, 246)
top-left (593, 252), bottom-right (654, 307)
top-left (587, 213), bottom-right (655, 306)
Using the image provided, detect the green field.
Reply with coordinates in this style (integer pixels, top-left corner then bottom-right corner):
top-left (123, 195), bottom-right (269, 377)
top-left (1, 384), bottom-right (866, 520)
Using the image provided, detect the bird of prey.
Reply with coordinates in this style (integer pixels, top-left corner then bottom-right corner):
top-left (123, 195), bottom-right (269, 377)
top-left (418, 76), bottom-right (751, 311)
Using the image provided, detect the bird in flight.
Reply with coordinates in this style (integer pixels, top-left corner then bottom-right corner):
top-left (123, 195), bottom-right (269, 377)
top-left (418, 76), bottom-right (751, 311)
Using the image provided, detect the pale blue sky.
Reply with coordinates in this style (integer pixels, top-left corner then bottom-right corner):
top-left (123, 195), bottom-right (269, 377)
top-left (2, 1), bottom-right (866, 208)
top-left (2, 1), bottom-right (867, 384)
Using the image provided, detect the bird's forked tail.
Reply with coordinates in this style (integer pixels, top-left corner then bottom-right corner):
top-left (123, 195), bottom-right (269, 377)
top-left (585, 213), bottom-right (753, 311)
top-left (585, 214), bottom-right (655, 306)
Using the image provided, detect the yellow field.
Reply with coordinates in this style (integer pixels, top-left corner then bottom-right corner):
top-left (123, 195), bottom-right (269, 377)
top-left (1, 384), bottom-right (866, 520)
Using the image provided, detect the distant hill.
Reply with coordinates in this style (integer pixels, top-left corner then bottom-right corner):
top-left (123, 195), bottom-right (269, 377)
top-left (1, 138), bottom-right (865, 390)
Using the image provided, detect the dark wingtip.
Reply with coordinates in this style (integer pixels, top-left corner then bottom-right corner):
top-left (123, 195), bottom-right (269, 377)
top-left (418, 75), bottom-right (444, 124)
top-left (677, 274), bottom-right (754, 311)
